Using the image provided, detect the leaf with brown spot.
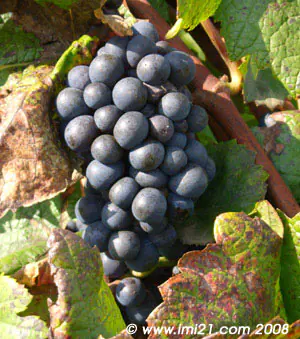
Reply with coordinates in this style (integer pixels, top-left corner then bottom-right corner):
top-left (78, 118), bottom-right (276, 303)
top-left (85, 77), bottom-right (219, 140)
top-left (252, 111), bottom-right (300, 202)
top-left (0, 274), bottom-right (48, 338)
top-left (147, 211), bottom-right (284, 338)
top-left (47, 229), bottom-right (126, 338)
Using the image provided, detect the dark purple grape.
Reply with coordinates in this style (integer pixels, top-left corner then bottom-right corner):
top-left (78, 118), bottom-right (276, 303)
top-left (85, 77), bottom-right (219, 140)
top-left (116, 277), bottom-right (147, 307)
top-left (101, 252), bottom-right (128, 279)
top-left (75, 195), bottom-right (104, 224)
top-left (168, 192), bottom-right (194, 221)
top-left (139, 218), bottom-right (167, 234)
top-left (160, 146), bottom-right (188, 176)
top-left (108, 231), bottom-right (140, 260)
top-left (149, 115), bottom-right (174, 143)
top-left (129, 167), bottom-right (168, 188)
top-left (156, 40), bottom-right (175, 55)
top-left (91, 135), bottom-right (124, 164)
top-left (94, 105), bottom-right (123, 134)
top-left (185, 139), bottom-right (208, 167)
top-left (83, 82), bottom-right (111, 109)
top-left (67, 65), bottom-right (90, 90)
top-left (126, 35), bottom-right (157, 68)
top-left (101, 202), bottom-right (133, 231)
top-left (165, 132), bottom-right (187, 149)
top-left (205, 156), bottom-right (216, 181)
top-left (132, 21), bottom-right (159, 43)
top-left (159, 92), bottom-right (191, 121)
top-left (83, 221), bottom-right (111, 252)
top-left (149, 224), bottom-right (177, 248)
top-left (187, 105), bottom-right (208, 132)
top-left (109, 177), bottom-right (140, 210)
top-left (64, 115), bottom-right (99, 152)
top-left (137, 54), bottom-right (170, 85)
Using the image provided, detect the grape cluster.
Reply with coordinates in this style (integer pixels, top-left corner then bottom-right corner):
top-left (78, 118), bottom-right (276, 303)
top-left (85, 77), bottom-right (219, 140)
top-left (57, 21), bottom-right (216, 278)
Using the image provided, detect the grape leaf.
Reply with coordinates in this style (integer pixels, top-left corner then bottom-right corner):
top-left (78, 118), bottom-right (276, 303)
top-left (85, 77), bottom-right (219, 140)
top-left (0, 34), bottom-right (99, 218)
top-left (244, 57), bottom-right (288, 105)
top-left (0, 13), bottom-right (42, 86)
top-left (0, 274), bottom-right (47, 338)
top-left (215, 0), bottom-right (300, 98)
top-left (175, 140), bottom-right (268, 245)
top-left (148, 0), bottom-right (170, 22)
top-left (278, 210), bottom-right (300, 323)
top-left (35, 0), bottom-right (78, 10)
top-left (48, 229), bottom-right (126, 338)
top-left (252, 111), bottom-right (300, 202)
top-left (0, 196), bottom-right (62, 275)
top-left (148, 211), bottom-right (284, 337)
top-left (177, 0), bottom-right (222, 30)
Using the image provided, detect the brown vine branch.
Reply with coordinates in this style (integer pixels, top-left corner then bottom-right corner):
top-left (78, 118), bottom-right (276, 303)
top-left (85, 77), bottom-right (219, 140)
top-left (126, 0), bottom-right (300, 217)
top-left (201, 19), bottom-right (243, 95)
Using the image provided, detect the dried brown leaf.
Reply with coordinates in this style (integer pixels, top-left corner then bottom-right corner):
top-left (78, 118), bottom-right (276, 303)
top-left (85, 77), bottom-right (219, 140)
top-left (0, 65), bottom-right (81, 217)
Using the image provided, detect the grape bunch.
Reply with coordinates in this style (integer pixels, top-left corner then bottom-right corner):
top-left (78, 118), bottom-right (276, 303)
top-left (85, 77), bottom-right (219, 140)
top-left (57, 21), bottom-right (216, 279)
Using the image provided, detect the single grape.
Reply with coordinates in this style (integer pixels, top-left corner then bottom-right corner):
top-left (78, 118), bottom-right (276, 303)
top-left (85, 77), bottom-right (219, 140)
top-left (205, 156), bottom-right (216, 181)
top-left (113, 111), bottom-right (149, 150)
top-left (159, 92), bottom-right (191, 121)
top-left (64, 115), bottom-right (98, 152)
top-left (129, 167), bottom-right (168, 188)
top-left (132, 21), bottom-right (159, 43)
top-left (104, 0), bottom-right (123, 9)
top-left (156, 40), bottom-right (174, 55)
top-left (89, 54), bottom-right (125, 87)
top-left (140, 218), bottom-right (167, 234)
top-left (185, 139), bottom-right (208, 167)
top-left (125, 293), bottom-right (158, 325)
top-left (149, 115), bottom-right (174, 143)
top-left (187, 105), bottom-right (208, 132)
top-left (125, 237), bottom-right (159, 272)
top-left (174, 120), bottom-right (188, 133)
top-left (91, 135), bottom-right (124, 164)
top-left (86, 160), bottom-right (124, 191)
top-left (141, 103), bottom-right (156, 118)
top-left (158, 239), bottom-right (188, 260)
top-left (75, 195), bottom-right (104, 224)
top-left (56, 88), bottom-right (90, 121)
top-left (67, 65), bottom-right (90, 90)
top-left (137, 54), bottom-right (171, 85)
top-left (178, 85), bottom-right (192, 101)
top-left (169, 163), bottom-right (208, 198)
top-left (83, 82), bottom-right (111, 109)
top-left (165, 51), bottom-right (196, 86)
top-left (132, 187), bottom-right (167, 224)
top-left (165, 132), bottom-right (187, 149)
top-left (167, 192), bottom-right (194, 221)
top-left (105, 36), bottom-right (129, 63)
top-left (126, 35), bottom-right (157, 68)
top-left (83, 221), bottom-right (111, 252)
top-left (149, 224), bottom-right (177, 247)
top-left (101, 252), bottom-right (128, 279)
top-left (84, 179), bottom-right (103, 197)
top-left (113, 77), bottom-right (148, 111)
top-left (160, 146), bottom-right (187, 176)
top-left (116, 277), bottom-right (147, 307)
top-left (94, 105), bottom-right (123, 133)
top-left (109, 177), bottom-right (140, 210)
top-left (108, 231), bottom-right (140, 260)
top-left (101, 202), bottom-right (133, 231)
top-left (129, 139), bottom-right (165, 171)
top-left (66, 220), bottom-right (78, 233)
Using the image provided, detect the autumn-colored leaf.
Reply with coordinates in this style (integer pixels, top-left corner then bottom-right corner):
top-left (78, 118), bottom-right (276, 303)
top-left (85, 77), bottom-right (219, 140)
top-left (148, 210), bottom-right (284, 338)
top-left (47, 229), bottom-right (126, 338)
top-left (278, 210), bottom-right (300, 323)
top-left (0, 274), bottom-right (48, 338)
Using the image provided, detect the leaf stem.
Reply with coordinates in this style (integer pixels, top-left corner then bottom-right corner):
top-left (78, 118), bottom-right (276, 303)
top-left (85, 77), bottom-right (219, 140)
top-left (201, 19), bottom-right (243, 95)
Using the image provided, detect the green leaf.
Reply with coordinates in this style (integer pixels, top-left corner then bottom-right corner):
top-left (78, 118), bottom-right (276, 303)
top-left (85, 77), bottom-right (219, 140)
top-left (0, 13), bottom-right (42, 85)
top-left (278, 210), bottom-right (300, 323)
top-left (148, 211), bottom-right (284, 336)
top-left (252, 111), bottom-right (300, 202)
top-left (175, 140), bottom-right (268, 245)
top-left (244, 57), bottom-right (288, 104)
top-left (35, 0), bottom-right (78, 10)
top-left (148, 0), bottom-right (170, 22)
top-left (0, 196), bottom-right (61, 275)
top-left (215, 0), bottom-right (300, 98)
top-left (177, 0), bottom-right (222, 30)
top-left (48, 229), bottom-right (126, 338)
top-left (0, 274), bottom-right (47, 338)
top-left (240, 113), bottom-right (258, 128)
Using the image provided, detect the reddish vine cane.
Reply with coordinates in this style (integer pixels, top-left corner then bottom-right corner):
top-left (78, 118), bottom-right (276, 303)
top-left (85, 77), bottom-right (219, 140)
top-left (126, 0), bottom-right (299, 217)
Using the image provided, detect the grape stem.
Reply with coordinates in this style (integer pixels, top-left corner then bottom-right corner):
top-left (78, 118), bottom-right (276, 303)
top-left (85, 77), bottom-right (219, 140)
top-left (201, 19), bottom-right (243, 95)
